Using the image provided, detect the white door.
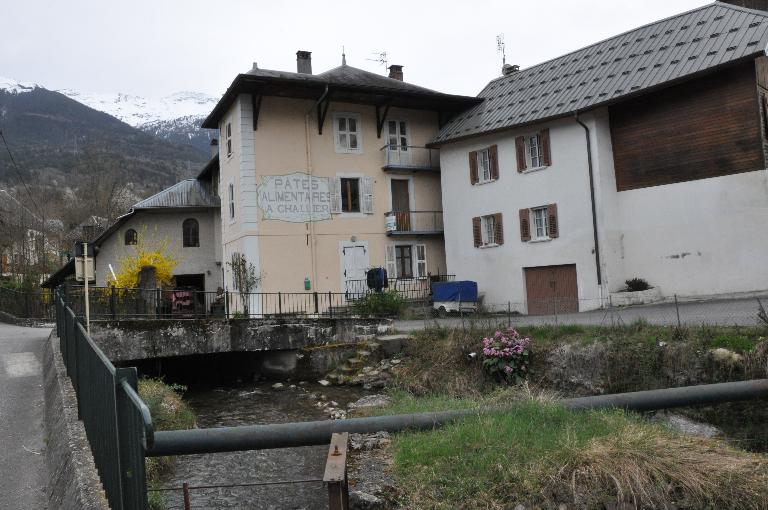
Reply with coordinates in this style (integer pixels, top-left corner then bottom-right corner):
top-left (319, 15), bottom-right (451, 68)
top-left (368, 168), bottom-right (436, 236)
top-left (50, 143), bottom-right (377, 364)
top-left (340, 241), bottom-right (369, 294)
top-left (387, 120), bottom-right (410, 166)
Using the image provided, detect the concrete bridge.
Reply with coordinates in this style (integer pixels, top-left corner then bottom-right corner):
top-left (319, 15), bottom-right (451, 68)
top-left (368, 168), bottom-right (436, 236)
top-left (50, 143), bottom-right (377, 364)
top-left (88, 317), bottom-right (394, 377)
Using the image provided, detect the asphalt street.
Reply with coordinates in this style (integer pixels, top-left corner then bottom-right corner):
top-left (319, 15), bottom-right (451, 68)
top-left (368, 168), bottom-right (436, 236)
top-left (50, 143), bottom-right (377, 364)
top-left (0, 323), bottom-right (51, 509)
top-left (394, 295), bottom-right (767, 331)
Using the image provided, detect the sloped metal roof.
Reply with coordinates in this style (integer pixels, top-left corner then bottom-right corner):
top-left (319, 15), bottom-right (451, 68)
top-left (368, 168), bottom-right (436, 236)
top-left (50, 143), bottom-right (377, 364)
top-left (133, 179), bottom-right (220, 209)
top-left (433, 2), bottom-right (768, 144)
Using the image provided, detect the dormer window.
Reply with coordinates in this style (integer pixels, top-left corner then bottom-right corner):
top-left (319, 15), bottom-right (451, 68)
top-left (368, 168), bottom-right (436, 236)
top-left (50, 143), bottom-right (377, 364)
top-left (333, 113), bottom-right (362, 154)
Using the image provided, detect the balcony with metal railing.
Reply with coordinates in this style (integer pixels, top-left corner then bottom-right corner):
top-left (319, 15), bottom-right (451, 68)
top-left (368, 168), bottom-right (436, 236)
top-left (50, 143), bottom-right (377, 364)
top-left (380, 145), bottom-right (440, 172)
top-left (385, 210), bottom-right (444, 236)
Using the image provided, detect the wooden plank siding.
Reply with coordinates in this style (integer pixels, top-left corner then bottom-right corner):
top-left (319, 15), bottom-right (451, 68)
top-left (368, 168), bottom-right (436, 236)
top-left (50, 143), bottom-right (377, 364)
top-left (609, 61), bottom-right (765, 192)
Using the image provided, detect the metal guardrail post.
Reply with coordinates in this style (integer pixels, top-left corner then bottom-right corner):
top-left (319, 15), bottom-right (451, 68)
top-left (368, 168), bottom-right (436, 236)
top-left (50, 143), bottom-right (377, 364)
top-left (183, 482), bottom-right (191, 510)
top-left (324, 433), bottom-right (349, 510)
top-left (116, 367), bottom-right (149, 510)
top-left (110, 286), bottom-right (117, 320)
top-left (225, 290), bottom-right (230, 318)
top-left (278, 292), bottom-right (283, 315)
top-left (314, 292), bottom-right (319, 315)
top-left (328, 291), bottom-right (333, 318)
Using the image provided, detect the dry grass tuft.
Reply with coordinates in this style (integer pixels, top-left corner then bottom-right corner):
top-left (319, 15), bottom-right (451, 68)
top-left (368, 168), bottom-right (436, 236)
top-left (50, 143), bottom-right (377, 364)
top-left (556, 421), bottom-right (768, 509)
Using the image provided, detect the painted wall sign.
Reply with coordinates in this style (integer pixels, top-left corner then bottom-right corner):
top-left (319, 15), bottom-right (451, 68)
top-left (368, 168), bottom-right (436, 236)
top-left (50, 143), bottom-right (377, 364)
top-left (257, 172), bottom-right (331, 223)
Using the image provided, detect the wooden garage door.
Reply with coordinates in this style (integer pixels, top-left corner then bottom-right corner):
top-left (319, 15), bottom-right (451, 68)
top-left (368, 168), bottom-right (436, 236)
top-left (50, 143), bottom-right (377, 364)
top-left (524, 264), bottom-right (578, 316)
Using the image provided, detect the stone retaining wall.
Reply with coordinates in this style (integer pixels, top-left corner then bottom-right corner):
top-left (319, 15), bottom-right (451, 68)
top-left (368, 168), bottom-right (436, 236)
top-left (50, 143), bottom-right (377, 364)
top-left (43, 332), bottom-right (109, 510)
top-left (89, 317), bottom-right (391, 362)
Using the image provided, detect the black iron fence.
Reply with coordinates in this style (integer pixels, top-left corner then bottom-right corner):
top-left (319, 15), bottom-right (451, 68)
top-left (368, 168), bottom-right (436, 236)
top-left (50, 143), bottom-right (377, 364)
top-left (0, 287), bottom-right (54, 320)
top-left (56, 290), bottom-right (153, 510)
top-left (344, 274), bottom-right (454, 302)
top-left (61, 278), bottom-right (456, 320)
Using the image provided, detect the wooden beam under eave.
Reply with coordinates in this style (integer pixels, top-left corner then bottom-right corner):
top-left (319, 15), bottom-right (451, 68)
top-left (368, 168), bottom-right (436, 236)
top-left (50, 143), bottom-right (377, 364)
top-left (376, 101), bottom-right (392, 138)
top-left (252, 94), bottom-right (263, 131)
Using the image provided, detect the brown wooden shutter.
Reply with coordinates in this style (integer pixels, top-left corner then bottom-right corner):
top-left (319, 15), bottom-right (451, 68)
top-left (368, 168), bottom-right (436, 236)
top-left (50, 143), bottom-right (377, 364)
top-left (515, 137), bottom-right (527, 172)
top-left (541, 128), bottom-right (551, 167)
top-left (519, 209), bottom-right (531, 242)
top-left (472, 217), bottom-right (482, 247)
top-left (489, 145), bottom-right (499, 181)
top-left (494, 213), bottom-right (504, 245)
top-left (547, 203), bottom-right (559, 238)
top-left (469, 151), bottom-right (479, 185)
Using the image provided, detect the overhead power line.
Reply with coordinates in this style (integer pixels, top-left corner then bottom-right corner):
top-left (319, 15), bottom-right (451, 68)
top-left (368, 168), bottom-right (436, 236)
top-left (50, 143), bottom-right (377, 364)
top-left (0, 128), bottom-right (42, 216)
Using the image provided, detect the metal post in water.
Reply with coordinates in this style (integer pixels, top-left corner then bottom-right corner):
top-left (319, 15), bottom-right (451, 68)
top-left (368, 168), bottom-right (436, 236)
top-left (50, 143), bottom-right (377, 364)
top-left (183, 482), bottom-right (191, 510)
top-left (675, 294), bottom-right (681, 328)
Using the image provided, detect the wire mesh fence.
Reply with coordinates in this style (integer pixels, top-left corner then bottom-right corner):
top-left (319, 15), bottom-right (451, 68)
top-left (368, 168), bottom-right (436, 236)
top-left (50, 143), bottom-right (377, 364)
top-left (403, 294), bottom-right (768, 331)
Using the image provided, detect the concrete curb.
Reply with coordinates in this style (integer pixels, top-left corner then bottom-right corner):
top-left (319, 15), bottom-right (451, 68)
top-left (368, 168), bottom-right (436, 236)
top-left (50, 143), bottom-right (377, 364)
top-left (43, 331), bottom-right (109, 510)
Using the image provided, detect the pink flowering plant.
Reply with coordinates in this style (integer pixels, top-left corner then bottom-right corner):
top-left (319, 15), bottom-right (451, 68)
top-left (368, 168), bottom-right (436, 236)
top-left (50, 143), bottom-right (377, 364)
top-left (481, 328), bottom-right (532, 384)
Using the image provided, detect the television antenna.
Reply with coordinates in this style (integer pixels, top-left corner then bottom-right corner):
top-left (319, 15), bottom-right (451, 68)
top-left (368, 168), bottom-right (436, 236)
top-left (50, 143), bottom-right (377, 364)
top-left (497, 34), bottom-right (506, 66)
top-left (367, 51), bottom-right (388, 69)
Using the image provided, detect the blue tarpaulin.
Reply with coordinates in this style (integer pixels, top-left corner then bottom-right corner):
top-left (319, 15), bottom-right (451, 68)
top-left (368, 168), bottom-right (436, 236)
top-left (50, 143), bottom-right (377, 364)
top-left (432, 281), bottom-right (478, 302)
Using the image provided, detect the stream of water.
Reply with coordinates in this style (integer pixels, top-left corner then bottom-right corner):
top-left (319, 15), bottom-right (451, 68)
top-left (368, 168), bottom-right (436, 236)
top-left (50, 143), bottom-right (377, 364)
top-left (158, 382), bottom-right (370, 510)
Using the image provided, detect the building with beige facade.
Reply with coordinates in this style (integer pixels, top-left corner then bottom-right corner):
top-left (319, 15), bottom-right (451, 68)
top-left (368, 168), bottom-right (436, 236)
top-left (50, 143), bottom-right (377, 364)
top-left (202, 51), bottom-right (479, 305)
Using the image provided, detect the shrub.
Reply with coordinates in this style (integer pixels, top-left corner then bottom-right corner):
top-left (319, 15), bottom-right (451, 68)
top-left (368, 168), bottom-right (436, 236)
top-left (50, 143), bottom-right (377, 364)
top-left (481, 328), bottom-right (532, 384)
top-left (138, 378), bottom-right (196, 510)
top-left (352, 291), bottom-right (407, 317)
top-left (625, 277), bottom-right (651, 292)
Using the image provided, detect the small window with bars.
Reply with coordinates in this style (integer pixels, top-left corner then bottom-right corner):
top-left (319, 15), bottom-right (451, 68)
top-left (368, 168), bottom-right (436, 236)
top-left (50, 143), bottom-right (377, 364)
top-left (477, 149), bottom-right (492, 183)
top-left (527, 134), bottom-right (543, 168)
top-left (225, 122), bottom-right (232, 158)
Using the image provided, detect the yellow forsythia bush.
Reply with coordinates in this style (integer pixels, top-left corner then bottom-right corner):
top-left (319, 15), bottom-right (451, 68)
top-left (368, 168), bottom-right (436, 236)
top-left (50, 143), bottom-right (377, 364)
top-left (111, 229), bottom-right (178, 288)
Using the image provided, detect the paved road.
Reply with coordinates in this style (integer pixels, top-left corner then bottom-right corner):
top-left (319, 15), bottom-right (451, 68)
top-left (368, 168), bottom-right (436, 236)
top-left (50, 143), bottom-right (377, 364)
top-left (394, 295), bottom-right (768, 331)
top-left (0, 323), bottom-right (51, 509)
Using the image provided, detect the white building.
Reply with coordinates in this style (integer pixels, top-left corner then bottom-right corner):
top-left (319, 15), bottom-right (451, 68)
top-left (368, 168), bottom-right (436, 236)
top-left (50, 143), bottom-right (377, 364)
top-left (434, 1), bottom-right (768, 313)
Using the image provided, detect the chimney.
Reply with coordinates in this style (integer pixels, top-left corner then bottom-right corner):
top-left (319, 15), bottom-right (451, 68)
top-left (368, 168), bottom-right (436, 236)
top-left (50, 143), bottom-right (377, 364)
top-left (296, 51), bottom-right (312, 74)
top-left (388, 65), bottom-right (404, 81)
top-left (718, 0), bottom-right (768, 9)
top-left (210, 138), bottom-right (219, 158)
top-left (502, 64), bottom-right (520, 76)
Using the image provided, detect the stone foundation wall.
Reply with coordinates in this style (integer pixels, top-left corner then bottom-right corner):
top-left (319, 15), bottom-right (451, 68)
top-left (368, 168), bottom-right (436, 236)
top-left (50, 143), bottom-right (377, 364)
top-left (89, 317), bottom-right (391, 362)
top-left (43, 332), bottom-right (109, 510)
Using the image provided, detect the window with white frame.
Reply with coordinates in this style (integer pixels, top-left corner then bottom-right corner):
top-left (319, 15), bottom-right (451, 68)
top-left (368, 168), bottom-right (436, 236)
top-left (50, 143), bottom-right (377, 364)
top-left (333, 113), bottom-right (362, 153)
top-left (331, 176), bottom-right (373, 214)
top-left (226, 122), bottom-right (232, 158)
top-left (481, 215), bottom-right (497, 246)
top-left (228, 183), bottom-right (235, 220)
top-left (415, 244), bottom-right (427, 277)
top-left (477, 148), bottom-right (492, 183)
top-left (527, 133), bottom-right (543, 168)
top-left (531, 207), bottom-right (549, 240)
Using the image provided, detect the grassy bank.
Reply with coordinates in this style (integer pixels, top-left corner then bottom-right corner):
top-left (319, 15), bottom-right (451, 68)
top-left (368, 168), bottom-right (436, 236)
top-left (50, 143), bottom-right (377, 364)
top-left (393, 323), bottom-right (768, 396)
top-left (372, 391), bottom-right (768, 509)
top-left (138, 378), bottom-right (196, 510)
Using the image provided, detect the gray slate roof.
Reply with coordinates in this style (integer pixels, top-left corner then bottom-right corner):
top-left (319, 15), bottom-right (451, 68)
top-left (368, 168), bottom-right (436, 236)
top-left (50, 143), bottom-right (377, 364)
top-left (246, 64), bottom-right (445, 96)
top-left (133, 179), bottom-right (220, 209)
top-left (434, 2), bottom-right (768, 144)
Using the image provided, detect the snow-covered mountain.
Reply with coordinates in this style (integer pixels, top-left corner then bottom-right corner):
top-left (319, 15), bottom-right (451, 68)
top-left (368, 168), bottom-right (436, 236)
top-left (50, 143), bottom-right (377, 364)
top-left (0, 76), bottom-right (39, 94)
top-left (57, 89), bottom-right (217, 126)
top-left (0, 76), bottom-right (218, 153)
top-left (57, 89), bottom-right (219, 153)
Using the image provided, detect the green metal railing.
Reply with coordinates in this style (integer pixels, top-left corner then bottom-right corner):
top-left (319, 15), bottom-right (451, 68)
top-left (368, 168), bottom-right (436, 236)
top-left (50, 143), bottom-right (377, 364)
top-left (56, 290), bottom-right (153, 509)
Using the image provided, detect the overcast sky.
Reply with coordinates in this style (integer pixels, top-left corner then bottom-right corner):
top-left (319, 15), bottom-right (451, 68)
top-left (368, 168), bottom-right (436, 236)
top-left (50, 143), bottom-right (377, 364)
top-left (3, 0), bottom-right (709, 99)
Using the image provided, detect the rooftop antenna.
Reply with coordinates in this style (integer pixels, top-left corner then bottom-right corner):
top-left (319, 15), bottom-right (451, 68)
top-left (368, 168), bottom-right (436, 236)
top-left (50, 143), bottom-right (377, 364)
top-left (496, 34), bottom-right (506, 66)
top-left (342, 46), bottom-right (347, 66)
top-left (367, 51), bottom-right (388, 70)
